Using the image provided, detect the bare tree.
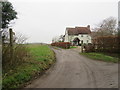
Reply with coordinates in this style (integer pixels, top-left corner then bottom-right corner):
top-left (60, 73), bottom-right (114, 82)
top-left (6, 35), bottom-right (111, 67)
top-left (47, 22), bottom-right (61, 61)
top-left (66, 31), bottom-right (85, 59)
top-left (52, 36), bottom-right (59, 43)
top-left (94, 17), bottom-right (117, 37)
top-left (59, 35), bottom-right (64, 42)
top-left (52, 35), bottom-right (64, 43)
top-left (14, 32), bottom-right (27, 44)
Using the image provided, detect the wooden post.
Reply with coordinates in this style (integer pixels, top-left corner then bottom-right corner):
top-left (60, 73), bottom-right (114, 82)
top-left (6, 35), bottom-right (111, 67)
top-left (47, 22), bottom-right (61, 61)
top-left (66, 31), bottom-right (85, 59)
top-left (81, 44), bottom-right (83, 53)
top-left (9, 28), bottom-right (13, 65)
top-left (2, 35), bottom-right (5, 45)
top-left (81, 41), bottom-right (83, 53)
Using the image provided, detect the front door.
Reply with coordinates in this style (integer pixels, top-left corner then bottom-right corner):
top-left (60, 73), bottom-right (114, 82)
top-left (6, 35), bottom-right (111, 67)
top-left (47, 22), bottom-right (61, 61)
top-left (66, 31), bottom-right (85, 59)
top-left (73, 38), bottom-right (80, 46)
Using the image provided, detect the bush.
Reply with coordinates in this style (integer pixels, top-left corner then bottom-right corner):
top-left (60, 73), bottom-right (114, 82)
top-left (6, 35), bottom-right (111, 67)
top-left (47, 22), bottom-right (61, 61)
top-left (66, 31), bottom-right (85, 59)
top-left (84, 44), bottom-right (94, 52)
top-left (2, 44), bottom-right (29, 73)
top-left (2, 33), bottom-right (29, 73)
top-left (93, 36), bottom-right (120, 53)
top-left (51, 42), bottom-right (71, 49)
top-left (84, 36), bottom-right (120, 53)
top-left (2, 45), bottom-right (56, 89)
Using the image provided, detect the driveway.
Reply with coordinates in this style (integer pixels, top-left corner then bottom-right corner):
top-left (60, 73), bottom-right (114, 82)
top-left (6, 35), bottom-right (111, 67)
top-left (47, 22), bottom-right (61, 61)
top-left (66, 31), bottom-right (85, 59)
top-left (26, 48), bottom-right (118, 88)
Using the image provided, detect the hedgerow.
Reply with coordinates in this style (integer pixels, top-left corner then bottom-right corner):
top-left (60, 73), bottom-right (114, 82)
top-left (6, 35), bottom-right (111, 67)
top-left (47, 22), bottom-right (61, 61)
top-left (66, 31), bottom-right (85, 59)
top-left (51, 42), bottom-right (71, 49)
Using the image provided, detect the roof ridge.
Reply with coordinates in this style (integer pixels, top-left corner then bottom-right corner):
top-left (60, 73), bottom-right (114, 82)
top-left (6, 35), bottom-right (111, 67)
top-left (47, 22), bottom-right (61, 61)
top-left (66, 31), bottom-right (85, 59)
top-left (66, 27), bottom-right (75, 29)
top-left (75, 26), bottom-right (88, 28)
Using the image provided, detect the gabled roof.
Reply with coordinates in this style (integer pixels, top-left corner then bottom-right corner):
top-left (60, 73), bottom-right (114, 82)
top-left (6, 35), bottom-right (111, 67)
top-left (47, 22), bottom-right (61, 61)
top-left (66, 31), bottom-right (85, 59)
top-left (66, 26), bottom-right (91, 35)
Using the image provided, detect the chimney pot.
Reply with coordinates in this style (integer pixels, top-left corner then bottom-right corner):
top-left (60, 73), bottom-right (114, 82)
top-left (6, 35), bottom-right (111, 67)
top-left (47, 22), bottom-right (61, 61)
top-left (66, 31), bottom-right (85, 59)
top-left (87, 25), bottom-right (90, 29)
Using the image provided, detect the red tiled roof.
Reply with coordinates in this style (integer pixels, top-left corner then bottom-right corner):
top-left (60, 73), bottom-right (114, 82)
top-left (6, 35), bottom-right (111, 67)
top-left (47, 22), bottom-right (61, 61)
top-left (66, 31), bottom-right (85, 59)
top-left (66, 26), bottom-right (91, 35)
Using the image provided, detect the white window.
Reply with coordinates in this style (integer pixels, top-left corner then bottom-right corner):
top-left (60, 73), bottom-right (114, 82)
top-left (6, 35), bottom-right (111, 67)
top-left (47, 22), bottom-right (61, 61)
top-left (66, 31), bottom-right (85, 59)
top-left (81, 40), bottom-right (83, 44)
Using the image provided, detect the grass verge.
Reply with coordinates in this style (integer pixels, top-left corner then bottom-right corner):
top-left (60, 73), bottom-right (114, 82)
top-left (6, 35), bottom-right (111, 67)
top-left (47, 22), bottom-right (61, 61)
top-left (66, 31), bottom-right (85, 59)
top-left (70, 46), bottom-right (77, 49)
top-left (2, 45), bottom-right (55, 89)
top-left (80, 52), bottom-right (118, 63)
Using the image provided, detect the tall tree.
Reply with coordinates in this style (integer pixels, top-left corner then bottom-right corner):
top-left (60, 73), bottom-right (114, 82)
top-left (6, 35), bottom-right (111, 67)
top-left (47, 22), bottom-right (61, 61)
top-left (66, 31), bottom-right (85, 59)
top-left (0, 0), bottom-right (17, 29)
top-left (94, 17), bottom-right (117, 36)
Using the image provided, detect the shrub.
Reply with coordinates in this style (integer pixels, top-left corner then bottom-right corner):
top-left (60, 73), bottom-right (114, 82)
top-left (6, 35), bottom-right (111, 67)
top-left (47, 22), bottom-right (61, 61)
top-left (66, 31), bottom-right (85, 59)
top-left (93, 36), bottom-right (120, 53)
top-left (85, 36), bottom-right (120, 53)
top-left (84, 44), bottom-right (94, 52)
top-left (51, 42), bottom-right (71, 49)
top-left (2, 44), bottom-right (29, 73)
top-left (2, 33), bottom-right (29, 73)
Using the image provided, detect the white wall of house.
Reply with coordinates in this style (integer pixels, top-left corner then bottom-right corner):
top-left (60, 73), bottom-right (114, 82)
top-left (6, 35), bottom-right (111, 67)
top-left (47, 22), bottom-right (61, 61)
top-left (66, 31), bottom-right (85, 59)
top-left (64, 30), bottom-right (69, 42)
top-left (64, 33), bottom-right (92, 44)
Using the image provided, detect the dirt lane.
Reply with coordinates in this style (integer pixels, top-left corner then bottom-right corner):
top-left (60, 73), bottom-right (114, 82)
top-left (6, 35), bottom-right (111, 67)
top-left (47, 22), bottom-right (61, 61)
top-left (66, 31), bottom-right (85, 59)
top-left (26, 48), bottom-right (118, 88)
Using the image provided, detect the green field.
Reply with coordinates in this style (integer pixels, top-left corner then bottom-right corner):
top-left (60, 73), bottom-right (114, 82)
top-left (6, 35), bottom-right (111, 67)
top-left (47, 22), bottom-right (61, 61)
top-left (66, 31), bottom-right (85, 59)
top-left (28, 45), bottom-right (55, 61)
top-left (2, 45), bottom-right (55, 89)
top-left (80, 52), bottom-right (118, 63)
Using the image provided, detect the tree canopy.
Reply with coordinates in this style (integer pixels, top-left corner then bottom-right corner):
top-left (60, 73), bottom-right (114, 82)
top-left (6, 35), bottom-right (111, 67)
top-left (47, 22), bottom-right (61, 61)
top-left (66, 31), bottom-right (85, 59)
top-left (94, 17), bottom-right (117, 36)
top-left (0, 1), bottom-right (17, 29)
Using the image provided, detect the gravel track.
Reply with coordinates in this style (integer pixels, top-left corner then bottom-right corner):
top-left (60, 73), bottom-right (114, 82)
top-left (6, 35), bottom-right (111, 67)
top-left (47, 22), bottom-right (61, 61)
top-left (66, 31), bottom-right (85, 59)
top-left (26, 48), bottom-right (118, 88)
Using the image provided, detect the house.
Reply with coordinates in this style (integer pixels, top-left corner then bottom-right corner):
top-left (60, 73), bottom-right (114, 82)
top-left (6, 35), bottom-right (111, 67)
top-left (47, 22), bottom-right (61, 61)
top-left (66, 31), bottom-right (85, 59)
top-left (64, 25), bottom-right (92, 46)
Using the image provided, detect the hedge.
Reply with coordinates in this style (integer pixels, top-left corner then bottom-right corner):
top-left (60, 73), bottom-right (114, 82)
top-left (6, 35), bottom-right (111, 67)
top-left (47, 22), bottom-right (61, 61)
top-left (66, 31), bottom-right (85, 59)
top-left (85, 36), bottom-right (120, 53)
top-left (51, 42), bottom-right (71, 49)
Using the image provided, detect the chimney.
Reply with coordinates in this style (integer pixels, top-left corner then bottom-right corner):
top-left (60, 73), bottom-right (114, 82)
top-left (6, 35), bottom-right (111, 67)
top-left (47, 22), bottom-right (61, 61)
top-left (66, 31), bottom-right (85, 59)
top-left (87, 25), bottom-right (90, 29)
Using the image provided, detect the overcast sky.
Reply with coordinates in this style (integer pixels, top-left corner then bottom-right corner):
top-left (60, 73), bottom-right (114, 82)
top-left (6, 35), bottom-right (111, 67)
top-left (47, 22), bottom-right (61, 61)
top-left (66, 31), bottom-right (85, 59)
top-left (8, 0), bottom-right (118, 43)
